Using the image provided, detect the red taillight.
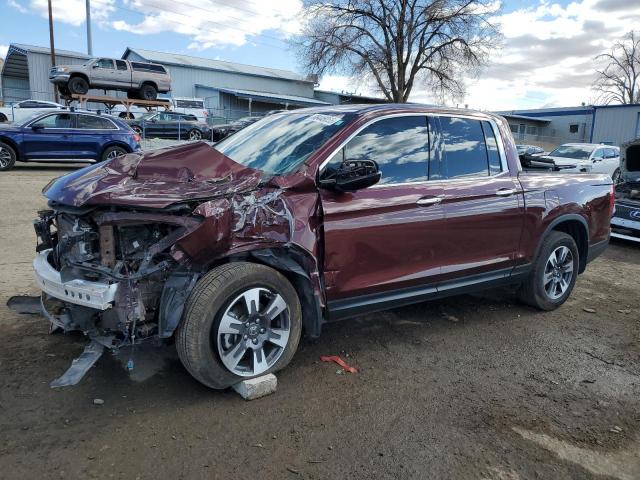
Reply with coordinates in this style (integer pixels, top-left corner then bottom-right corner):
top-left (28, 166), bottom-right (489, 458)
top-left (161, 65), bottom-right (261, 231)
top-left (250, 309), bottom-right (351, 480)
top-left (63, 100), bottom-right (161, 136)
top-left (133, 134), bottom-right (141, 143)
top-left (203, 111), bottom-right (208, 117)
top-left (610, 183), bottom-right (616, 216)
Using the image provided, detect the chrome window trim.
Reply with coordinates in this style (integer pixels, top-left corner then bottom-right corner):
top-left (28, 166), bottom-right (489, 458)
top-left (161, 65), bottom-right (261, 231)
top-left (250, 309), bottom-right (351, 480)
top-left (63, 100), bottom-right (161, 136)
top-left (318, 112), bottom-right (509, 187)
top-left (25, 112), bottom-right (120, 131)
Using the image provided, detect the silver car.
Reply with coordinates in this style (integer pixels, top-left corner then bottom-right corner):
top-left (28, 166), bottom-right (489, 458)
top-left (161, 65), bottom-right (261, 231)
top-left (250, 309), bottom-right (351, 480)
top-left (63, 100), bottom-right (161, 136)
top-left (49, 58), bottom-right (171, 101)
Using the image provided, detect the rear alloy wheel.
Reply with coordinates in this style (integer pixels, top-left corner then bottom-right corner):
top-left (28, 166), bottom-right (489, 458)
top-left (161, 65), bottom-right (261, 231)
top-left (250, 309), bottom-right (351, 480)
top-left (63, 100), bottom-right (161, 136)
top-left (101, 145), bottom-right (128, 162)
top-left (518, 231), bottom-right (579, 310)
top-left (188, 129), bottom-right (202, 141)
top-left (139, 84), bottom-right (158, 101)
top-left (0, 141), bottom-right (17, 171)
top-left (68, 76), bottom-right (89, 95)
top-left (176, 263), bottom-right (302, 389)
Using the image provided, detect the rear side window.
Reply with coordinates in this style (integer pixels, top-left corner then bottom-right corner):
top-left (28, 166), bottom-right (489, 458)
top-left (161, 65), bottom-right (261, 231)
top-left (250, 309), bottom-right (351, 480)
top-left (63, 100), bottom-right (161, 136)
top-left (440, 117), bottom-right (504, 178)
top-left (77, 115), bottom-right (117, 130)
top-left (115, 60), bottom-right (128, 71)
top-left (482, 121), bottom-right (503, 175)
top-left (131, 62), bottom-right (167, 73)
top-left (176, 99), bottom-right (204, 109)
top-left (342, 116), bottom-right (429, 184)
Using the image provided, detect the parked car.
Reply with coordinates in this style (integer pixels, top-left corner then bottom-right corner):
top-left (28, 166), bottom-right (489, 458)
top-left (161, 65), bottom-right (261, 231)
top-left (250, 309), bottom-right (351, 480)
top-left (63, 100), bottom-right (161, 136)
top-left (32, 104), bottom-right (613, 389)
top-left (126, 111), bottom-right (211, 140)
top-left (0, 111), bottom-right (141, 171)
top-left (210, 115), bottom-right (263, 141)
top-left (611, 138), bottom-right (640, 242)
top-left (110, 97), bottom-right (208, 122)
top-left (0, 99), bottom-right (67, 124)
top-left (49, 57), bottom-right (171, 100)
top-left (516, 144), bottom-right (545, 167)
top-left (528, 143), bottom-right (620, 180)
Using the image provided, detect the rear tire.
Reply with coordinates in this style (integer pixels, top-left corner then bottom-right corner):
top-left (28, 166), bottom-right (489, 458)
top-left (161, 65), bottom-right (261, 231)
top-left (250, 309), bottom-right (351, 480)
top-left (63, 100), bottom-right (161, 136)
top-left (139, 84), bottom-right (158, 101)
top-left (188, 129), bottom-right (202, 141)
top-left (0, 113), bottom-right (8, 123)
top-left (68, 76), bottom-right (89, 95)
top-left (518, 231), bottom-right (579, 310)
top-left (0, 141), bottom-right (17, 171)
top-left (176, 263), bottom-right (302, 389)
top-left (101, 145), bottom-right (128, 162)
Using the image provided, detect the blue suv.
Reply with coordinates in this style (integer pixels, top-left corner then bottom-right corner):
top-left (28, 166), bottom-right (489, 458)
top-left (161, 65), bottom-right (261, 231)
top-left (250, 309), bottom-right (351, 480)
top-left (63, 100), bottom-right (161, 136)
top-left (0, 111), bottom-right (141, 171)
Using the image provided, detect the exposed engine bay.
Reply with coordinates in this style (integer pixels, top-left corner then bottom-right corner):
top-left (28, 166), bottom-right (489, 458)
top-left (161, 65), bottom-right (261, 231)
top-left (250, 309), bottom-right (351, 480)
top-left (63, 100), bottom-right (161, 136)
top-left (34, 206), bottom-right (202, 349)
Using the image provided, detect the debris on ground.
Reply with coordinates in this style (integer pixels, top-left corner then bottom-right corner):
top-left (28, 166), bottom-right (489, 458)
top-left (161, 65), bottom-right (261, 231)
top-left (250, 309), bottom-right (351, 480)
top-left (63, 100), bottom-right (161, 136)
top-left (320, 355), bottom-right (358, 373)
top-left (583, 307), bottom-right (597, 313)
top-left (610, 425), bottom-right (623, 433)
top-left (6, 295), bottom-right (42, 315)
top-left (93, 398), bottom-right (105, 405)
top-left (232, 373), bottom-right (277, 400)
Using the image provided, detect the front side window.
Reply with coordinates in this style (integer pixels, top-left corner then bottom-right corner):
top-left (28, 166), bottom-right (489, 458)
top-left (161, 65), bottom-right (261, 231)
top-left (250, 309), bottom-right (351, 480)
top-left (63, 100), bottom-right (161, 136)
top-left (440, 117), bottom-right (490, 178)
top-left (77, 115), bottom-right (116, 130)
top-left (95, 58), bottom-right (114, 69)
top-left (335, 116), bottom-right (429, 185)
top-left (592, 148), bottom-right (605, 159)
top-left (604, 148), bottom-right (619, 158)
top-left (31, 113), bottom-right (74, 129)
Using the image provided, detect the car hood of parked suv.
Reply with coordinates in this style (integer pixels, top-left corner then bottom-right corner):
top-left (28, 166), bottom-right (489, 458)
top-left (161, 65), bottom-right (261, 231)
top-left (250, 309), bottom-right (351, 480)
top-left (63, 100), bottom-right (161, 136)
top-left (43, 142), bottom-right (263, 209)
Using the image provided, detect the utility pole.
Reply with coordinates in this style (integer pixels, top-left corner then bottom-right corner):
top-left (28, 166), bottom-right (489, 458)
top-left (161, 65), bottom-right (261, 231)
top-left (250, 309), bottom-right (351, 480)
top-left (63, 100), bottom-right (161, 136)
top-left (86, 0), bottom-right (93, 56)
top-left (47, 0), bottom-right (58, 102)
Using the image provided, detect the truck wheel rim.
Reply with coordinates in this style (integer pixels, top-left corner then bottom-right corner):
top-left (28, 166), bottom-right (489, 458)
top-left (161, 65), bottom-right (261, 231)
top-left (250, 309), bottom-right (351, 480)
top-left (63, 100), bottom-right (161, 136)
top-left (216, 287), bottom-right (290, 377)
top-left (0, 147), bottom-right (12, 167)
top-left (543, 246), bottom-right (573, 300)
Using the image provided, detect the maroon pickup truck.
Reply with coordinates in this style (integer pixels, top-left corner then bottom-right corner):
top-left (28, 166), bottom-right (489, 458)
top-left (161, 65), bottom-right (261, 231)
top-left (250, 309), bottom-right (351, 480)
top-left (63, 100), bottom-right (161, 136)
top-left (33, 105), bottom-right (614, 389)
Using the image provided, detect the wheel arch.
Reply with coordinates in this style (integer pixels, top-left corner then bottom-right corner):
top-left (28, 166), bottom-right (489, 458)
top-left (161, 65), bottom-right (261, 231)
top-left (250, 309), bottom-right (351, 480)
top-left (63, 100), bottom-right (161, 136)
top-left (99, 141), bottom-right (132, 160)
top-left (140, 80), bottom-right (158, 90)
top-left (69, 72), bottom-right (89, 83)
top-left (538, 214), bottom-right (589, 274)
top-left (0, 136), bottom-right (21, 161)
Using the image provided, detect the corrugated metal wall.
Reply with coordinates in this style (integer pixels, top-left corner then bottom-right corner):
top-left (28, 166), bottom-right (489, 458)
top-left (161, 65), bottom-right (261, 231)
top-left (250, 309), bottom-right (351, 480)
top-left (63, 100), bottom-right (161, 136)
top-left (27, 51), bottom-right (89, 101)
top-left (592, 106), bottom-right (640, 146)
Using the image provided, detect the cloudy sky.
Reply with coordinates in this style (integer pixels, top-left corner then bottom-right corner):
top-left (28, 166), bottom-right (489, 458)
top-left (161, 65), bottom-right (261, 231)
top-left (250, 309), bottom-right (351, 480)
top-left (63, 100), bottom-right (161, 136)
top-left (2, 0), bottom-right (639, 109)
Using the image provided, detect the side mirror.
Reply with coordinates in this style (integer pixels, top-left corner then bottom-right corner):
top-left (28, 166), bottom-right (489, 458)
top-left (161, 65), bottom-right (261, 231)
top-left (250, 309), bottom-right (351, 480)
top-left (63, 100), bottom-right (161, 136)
top-left (92, 64), bottom-right (99, 69)
top-left (320, 159), bottom-right (381, 192)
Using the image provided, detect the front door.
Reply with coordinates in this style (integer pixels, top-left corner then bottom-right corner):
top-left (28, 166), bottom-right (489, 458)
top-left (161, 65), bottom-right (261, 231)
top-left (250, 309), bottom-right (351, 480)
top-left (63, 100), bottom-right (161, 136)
top-left (435, 115), bottom-right (524, 284)
top-left (22, 113), bottom-right (78, 160)
top-left (90, 58), bottom-right (117, 89)
top-left (320, 115), bottom-right (447, 316)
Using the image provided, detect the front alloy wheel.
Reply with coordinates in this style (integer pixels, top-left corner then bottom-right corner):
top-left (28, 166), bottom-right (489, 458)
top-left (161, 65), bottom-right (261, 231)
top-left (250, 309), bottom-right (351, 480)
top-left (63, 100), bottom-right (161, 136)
top-left (217, 287), bottom-right (290, 377)
top-left (543, 246), bottom-right (574, 300)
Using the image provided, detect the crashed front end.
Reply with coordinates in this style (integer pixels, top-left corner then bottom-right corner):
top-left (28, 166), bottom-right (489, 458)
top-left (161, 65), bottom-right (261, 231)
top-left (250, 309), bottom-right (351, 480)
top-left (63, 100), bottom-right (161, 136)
top-left (33, 207), bottom-right (201, 348)
top-left (612, 139), bottom-right (640, 243)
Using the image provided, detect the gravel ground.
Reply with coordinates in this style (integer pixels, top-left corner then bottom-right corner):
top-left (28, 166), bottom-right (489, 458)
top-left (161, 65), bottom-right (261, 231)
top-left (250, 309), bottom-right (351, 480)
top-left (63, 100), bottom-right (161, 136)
top-left (0, 164), bottom-right (639, 480)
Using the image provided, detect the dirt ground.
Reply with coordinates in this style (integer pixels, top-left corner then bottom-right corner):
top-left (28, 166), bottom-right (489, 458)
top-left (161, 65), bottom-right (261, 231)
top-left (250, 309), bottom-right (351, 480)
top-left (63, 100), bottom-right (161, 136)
top-left (0, 164), bottom-right (639, 480)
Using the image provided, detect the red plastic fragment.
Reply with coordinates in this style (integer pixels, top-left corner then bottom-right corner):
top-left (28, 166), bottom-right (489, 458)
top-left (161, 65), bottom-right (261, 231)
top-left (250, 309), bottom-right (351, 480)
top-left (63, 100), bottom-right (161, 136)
top-left (320, 355), bottom-right (358, 373)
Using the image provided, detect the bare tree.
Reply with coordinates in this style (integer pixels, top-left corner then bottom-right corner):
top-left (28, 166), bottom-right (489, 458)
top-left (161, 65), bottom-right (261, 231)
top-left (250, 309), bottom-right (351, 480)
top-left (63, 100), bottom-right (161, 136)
top-left (295, 0), bottom-right (500, 103)
top-left (593, 31), bottom-right (640, 105)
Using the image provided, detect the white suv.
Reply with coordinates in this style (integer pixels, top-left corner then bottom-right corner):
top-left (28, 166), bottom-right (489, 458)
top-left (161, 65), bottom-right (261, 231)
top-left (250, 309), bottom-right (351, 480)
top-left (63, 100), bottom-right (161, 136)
top-left (0, 100), bottom-right (66, 123)
top-left (529, 143), bottom-right (621, 180)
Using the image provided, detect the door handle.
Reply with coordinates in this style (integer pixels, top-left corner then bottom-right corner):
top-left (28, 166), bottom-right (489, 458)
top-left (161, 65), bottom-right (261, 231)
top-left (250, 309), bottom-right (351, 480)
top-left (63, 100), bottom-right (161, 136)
top-left (495, 188), bottom-right (516, 196)
top-left (416, 196), bottom-right (444, 206)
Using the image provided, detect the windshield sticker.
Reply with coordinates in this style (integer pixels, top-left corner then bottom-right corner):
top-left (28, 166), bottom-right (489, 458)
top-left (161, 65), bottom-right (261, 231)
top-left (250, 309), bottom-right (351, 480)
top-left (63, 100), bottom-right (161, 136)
top-left (309, 114), bottom-right (342, 125)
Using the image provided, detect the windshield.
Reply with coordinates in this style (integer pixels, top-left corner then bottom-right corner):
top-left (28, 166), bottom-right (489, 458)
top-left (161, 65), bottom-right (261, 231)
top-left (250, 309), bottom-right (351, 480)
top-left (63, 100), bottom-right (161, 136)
top-left (548, 145), bottom-right (594, 160)
top-left (215, 112), bottom-right (355, 175)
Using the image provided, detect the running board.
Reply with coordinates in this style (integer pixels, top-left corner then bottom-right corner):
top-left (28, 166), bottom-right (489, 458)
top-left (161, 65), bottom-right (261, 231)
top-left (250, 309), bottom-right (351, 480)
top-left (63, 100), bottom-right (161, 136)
top-left (50, 341), bottom-right (104, 388)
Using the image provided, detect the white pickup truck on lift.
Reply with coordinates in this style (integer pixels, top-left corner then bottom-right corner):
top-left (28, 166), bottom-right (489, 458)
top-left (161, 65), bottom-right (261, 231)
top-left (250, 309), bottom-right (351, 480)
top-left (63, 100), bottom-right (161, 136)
top-left (0, 99), bottom-right (67, 124)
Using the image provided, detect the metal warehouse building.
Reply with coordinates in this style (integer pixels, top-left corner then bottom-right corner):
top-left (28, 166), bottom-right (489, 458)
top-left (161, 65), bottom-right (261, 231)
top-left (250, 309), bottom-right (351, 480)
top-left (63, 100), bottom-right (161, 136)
top-left (497, 104), bottom-right (640, 150)
top-left (0, 43), bottom-right (337, 120)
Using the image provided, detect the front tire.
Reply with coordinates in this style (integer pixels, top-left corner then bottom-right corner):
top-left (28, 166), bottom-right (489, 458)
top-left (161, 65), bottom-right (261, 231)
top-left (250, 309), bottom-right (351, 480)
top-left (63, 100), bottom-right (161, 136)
top-left (518, 231), bottom-right (579, 310)
top-left (0, 113), bottom-right (8, 123)
top-left (101, 145), bottom-right (128, 162)
top-left (176, 263), bottom-right (302, 389)
top-left (68, 76), bottom-right (89, 95)
top-left (0, 141), bottom-right (17, 171)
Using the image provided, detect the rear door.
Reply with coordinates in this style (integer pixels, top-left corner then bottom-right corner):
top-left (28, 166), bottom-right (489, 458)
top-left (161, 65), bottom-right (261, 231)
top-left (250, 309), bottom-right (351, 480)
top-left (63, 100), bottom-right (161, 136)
top-left (436, 115), bottom-right (524, 284)
top-left (74, 114), bottom-right (119, 160)
top-left (22, 113), bottom-right (78, 159)
top-left (320, 114), bottom-right (447, 310)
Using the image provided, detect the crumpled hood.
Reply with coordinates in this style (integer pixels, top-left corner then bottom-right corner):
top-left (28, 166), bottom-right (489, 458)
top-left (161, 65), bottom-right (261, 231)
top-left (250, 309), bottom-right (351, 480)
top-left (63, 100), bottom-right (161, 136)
top-left (43, 142), bottom-right (263, 209)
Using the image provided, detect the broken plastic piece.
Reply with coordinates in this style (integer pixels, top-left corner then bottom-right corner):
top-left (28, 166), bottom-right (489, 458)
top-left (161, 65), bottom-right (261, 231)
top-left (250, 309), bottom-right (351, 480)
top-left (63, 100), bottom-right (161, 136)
top-left (50, 341), bottom-right (104, 388)
top-left (127, 359), bottom-right (134, 371)
top-left (320, 355), bottom-right (358, 373)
